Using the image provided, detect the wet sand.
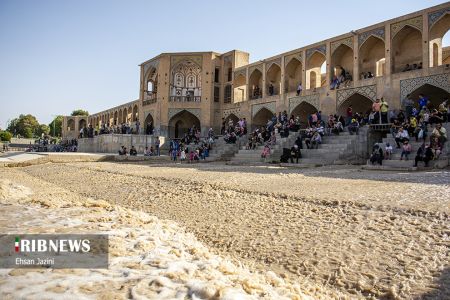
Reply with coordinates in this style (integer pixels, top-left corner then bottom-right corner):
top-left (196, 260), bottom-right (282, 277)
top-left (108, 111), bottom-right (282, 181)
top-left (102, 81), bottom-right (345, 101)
top-left (1, 162), bottom-right (449, 299)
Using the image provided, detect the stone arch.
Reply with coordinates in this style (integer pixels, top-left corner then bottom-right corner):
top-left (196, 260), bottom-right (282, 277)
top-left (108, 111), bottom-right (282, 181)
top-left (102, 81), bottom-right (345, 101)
top-left (252, 107), bottom-right (274, 130)
top-left (391, 25), bottom-right (422, 73)
top-left (266, 63), bottom-right (281, 95)
top-left (285, 58), bottom-right (302, 93)
top-left (331, 44), bottom-right (353, 80)
top-left (429, 13), bottom-right (450, 67)
top-left (291, 102), bottom-right (318, 128)
top-left (337, 93), bottom-right (373, 117)
top-left (67, 119), bottom-right (75, 131)
top-left (306, 51), bottom-right (326, 89)
top-left (233, 73), bottom-right (246, 102)
top-left (408, 83), bottom-right (450, 110)
top-left (78, 119), bottom-right (87, 130)
top-left (122, 108), bottom-right (128, 123)
top-left (249, 69), bottom-right (263, 99)
top-left (359, 35), bottom-right (385, 77)
top-left (168, 110), bottom-right (201, 138)
top-left (225, 113), bottom-right (239, 126)
top-left (132, 105), bottom-right (139, 121)
top-left (113, 111), bottom-right (118, 125)
top-left (144, 113), bottom-right (154, 135)
top-left (118, 109), bottom-right (123, 125)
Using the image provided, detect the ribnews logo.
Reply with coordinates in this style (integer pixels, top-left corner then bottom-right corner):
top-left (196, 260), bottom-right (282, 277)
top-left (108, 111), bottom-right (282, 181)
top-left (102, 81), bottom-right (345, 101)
top-left (1, 234), bottom-right (108, 269)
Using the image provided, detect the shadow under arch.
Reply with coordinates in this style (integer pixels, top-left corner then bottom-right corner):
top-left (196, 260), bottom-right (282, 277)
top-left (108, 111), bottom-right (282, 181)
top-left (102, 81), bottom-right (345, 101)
top-left (252, 107), bottom-right (274, 131)
top-left (408, 83), bottom-right (450, 110)
top-left (168, 110), bottom-right (200, 138)
top-left (291, 101), bottom-right (318, 128)
top-left (337, 93), bottom-right (373, 116)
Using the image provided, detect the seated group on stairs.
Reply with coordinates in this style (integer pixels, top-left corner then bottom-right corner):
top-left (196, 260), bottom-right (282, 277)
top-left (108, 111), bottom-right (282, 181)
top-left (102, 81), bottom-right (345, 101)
top-left (222, 118), bottom-right (247, 144)
top-left (168, 127), bottom-right (217, 163)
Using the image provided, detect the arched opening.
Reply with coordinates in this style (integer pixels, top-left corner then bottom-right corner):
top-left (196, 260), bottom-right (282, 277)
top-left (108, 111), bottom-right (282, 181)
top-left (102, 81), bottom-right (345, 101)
top-left (67, 119), bottom-right (75, 131)
top-left (285, 58), bottom-right (302, 93)
top-left (144, 113), bottom-right (154, 135)
top-left (392, 25), bottom-right (422, 73)
top-left (337, 93), bottom-right (373, 117)
top-left (266, 63), bottom-right (281, 96)
top-left (249, 69), bottom-right (263, 99)
top-left (291, 102), bottom-right (318, 128)
top-left (132, 105), bottom-right (138, 121)
top-left (359, 36), bottom-right (385, 77)
top-left (225, 113), bottom-right (239, 126)
top-left (145, 67), bottom-right (158, 101)
top-left (113, 111), bottom-right (118, 125)
top-left (78, 119), bottom-right (87, 130)
top-left (408, 84), bottom-right (450, 110)
top-left (118, 110), bottom-right (123, 125)
top-left (122, 108), bottom-right (128, 123)
top-left (224, 58), bottom-right (233, 82)
top-left (233, 74), bottom-right (246, 102)
top-left (331, 44), bottom-right (354, 82)
top-left (429, 13), bottom-right (450, 67)
top-left (252, 107), bottom-right (274, 131)
top-left (306, 51), bottom-right (326, 89)
top-left (170, 59), bottom-right (202, 102)
top-left (168, 110), bottom-right (201, 138)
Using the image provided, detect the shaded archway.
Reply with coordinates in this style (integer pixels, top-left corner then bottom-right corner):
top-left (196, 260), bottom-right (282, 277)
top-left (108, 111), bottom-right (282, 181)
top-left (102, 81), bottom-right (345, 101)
top-left (252, 107), bottom-right (274, 130)
top-left (291, 102), bottom-right (318, 128)
top-left (408, 84), bottom-right (450, 110)
top-left (331, 44), bottom-right (353, 80)
top-left (249, 69), bottom-right (263, 99)
top-left (67, 119), bottom-right (75, 131)
top-left (392, 25), bottom-right (422, 73)
top-left (225, 113), bottom-right (239, 126)
top-left (122, 108), bottom-right (128, 123)
top-left (359, 36), bottom-right (385, 77)
top-left (266, 63), bottom-right (281, 96)
top-left (233, 74), bottom-right (246, 102)
top-left (337, 93), bottom-right (373, 117)
top-left (168, 110), bottom-right (201, 138)
top-left (429, 13), bottom-right (450, 67)
top-left (118, 110), bottom-right (123, 125)
top-left (144, 113), bottom-right (154, 135)
top-left (132, 105), bottom-right (139, 121)
top-left (78, 119), bottom-right (87, 130)
top-left (285, 58), bottom-right (302, 93)
top-left (306, 51), bottom-right (326, 89)
top-left (113, 111), bottom-right (118, 125)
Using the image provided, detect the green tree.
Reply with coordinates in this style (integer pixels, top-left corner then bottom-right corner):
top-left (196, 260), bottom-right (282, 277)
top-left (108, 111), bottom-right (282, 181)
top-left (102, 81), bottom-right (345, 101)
top-left (71, 109), bottom-right (89, 116)
top-left (7, 114), bottom-right (40, 138)
top-left (36, 124), bottom-right (50, 137)
top-left (48, 115), bottom-right (63, 137)
top-left (0, 131), bottom-right (12, 142)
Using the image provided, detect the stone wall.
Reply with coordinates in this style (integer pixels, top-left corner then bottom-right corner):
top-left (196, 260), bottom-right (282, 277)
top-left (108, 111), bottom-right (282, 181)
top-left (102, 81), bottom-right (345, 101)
top-left (78, 134), bottom-right (166, 154)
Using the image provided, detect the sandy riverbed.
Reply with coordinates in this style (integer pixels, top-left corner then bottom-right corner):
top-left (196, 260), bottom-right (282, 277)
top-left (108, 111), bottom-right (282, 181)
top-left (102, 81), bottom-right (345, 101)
top-left (0, 162), bottom-right (449, 299)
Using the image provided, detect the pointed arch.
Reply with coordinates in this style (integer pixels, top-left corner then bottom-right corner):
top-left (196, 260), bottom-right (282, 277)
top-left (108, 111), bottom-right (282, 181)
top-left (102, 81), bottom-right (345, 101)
top-left (337, 93), bottom-right (373, 116)
top-left (168, 109), bottom-right (201, 138)
top-left (429, 13), bottom-right (450, 67)
top-left (266, 63), bottom-right (281, 96)
top-left (252, 107), bottom-right (274, 130)
top-left (359, 35), bottom-right (386, 77)
top-left (391, 25), bottom-right (422, 73)
top-left (285, 57), bottom-right (302, 93)
top-left (306, 51), bottom-right (326, 89)
top-left (331, 44), bottom-right (353, 80)
top-left (291, 102), bottom-right (318, 128)
top-left (233, 73), bottom-right (247, 102)
top-left (132, 105), bottom-right (139, 121)
top-left (249, 69), bottom-right (263, 99)
top-left (407, 83), bottom-right (450, 109)
top-left (225, 113), bottom-right (240, 126)
top-left (67, 119), bottom-right (75, 131)
top-left (144, 113), bottom-right (154, 135)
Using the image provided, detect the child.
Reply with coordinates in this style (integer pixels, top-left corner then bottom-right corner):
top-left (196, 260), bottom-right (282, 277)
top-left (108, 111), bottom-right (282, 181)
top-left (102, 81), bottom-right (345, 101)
top-left (261, 145), bottom-right (270, 159)
top-left (385, 143), bottom-right (393, 160)
top-left (180, 148), bottom-right (186, 162)
top-left (400, 140), bottom-right (412, 160)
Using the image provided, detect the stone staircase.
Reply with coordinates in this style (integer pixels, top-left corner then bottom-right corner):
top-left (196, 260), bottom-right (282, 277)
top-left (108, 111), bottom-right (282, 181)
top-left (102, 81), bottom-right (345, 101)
top-left (364, 123), bottom-right (450, 170)
top-left (207, 135), bottom-right (247, 161)
top-left (229, 127), bottom-right (368, 166)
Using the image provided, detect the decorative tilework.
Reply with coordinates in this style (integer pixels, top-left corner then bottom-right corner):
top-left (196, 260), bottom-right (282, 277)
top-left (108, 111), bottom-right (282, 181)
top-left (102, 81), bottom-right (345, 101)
top-left (331, 37), bottom-right (353, 54)
top-left (252, 102), bottom-right (276, 117)
top-left (284, 52), bottom-right (302, 66)
top-left (400, 74), bottom-right (450, 101)
top-left (306, 45), bottom-right (326, 60)
top-left (168, 108), bottom-right (201, 120)
top-left (428, 8), bottom-right (450, 29)
top-left (337, 85), bottom-right (377, 107)
top-left (234, 68), bottom-right (246, 79)
top-left (288, 94), bottom-right (320, 113)
top-left (170, 55), bottom-right (202, 69)
top-left (358, 27), bottom-right (385, 47)
top-left (391, 16), bottom-right (423, 38)
top-left (222, 107), bottom-right (242, 118)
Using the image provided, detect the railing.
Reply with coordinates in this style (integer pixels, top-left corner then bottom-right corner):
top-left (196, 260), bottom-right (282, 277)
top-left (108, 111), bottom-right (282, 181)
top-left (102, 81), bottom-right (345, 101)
top-left (143, 92), bottom-right (157, 106)
top-left (369, 123), bottom-right (392, 132)
top-left (169, 96), bottom-right (201, 102)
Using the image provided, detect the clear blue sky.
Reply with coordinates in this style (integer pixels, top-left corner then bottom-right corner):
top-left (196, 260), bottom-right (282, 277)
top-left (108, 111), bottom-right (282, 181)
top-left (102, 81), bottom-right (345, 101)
top-left (0, 0), bottom-right (448, 129)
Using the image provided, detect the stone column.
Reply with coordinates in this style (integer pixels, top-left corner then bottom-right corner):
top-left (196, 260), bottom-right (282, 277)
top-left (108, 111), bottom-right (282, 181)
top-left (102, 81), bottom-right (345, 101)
top-left (422, 12), bottom-right (430, 69)
top-left (353, 35), bottom-right (359, 84)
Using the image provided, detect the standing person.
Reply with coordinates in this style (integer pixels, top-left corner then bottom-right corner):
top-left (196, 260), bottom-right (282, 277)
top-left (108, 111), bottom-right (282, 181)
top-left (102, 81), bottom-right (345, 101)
top-left (135, 119), bottom-right (140, 134)
top-left (155, 136), bottom-right (160, 156)
top-left (418, 94), bottom-right (428, 111)
top-left (402, 94), bottom-right (414, 118)
top-left (296, 83), bottom-right (303, 96)
top-left (372, 99), bottom-right (381, 124)
top-left (346, 105), bottom-right (353, 126)
top-left (380, 98), bottom-right (389, 124)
